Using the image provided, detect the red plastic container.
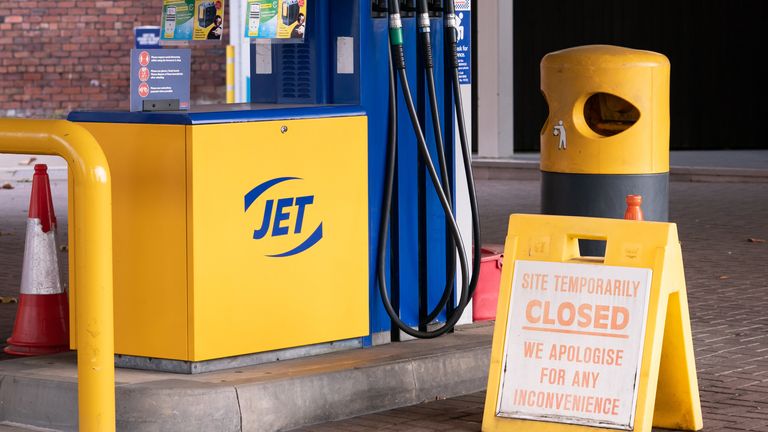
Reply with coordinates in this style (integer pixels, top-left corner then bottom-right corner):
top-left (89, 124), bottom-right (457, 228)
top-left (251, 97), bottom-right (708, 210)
top-left (472, 246), bottom-right (504, 321)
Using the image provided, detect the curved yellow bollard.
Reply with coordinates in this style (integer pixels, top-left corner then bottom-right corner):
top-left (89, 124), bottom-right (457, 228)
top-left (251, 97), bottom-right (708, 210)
top-left (0, 119), bottom-right (115, 432)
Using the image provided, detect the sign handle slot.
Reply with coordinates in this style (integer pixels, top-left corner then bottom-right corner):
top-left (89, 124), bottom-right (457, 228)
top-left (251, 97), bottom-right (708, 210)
top-left (566, 233), bottom-right (607, 263)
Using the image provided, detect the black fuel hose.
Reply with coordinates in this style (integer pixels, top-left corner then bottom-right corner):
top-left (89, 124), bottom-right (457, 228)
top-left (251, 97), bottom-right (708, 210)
top-left (376, 0), bottom-right (481, 339)
top-left (416, 0), bottom-right (458, 324)
top-left (444, 0), bottom-right (483, 299)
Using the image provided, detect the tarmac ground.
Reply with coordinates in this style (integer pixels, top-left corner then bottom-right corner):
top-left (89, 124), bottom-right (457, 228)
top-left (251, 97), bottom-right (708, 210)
top-left (0, 152), bottom-right (767, 431)
top-left (294, 178), bottom-right (768, 432)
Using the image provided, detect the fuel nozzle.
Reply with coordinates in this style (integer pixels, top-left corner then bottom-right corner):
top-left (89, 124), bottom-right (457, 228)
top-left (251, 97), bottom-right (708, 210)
top-left (389, 0), bottom-right (406, 70)
top-left (443, 0), bottom-right (459, 69)
top-left (417, 0), bottom-right (434, 69)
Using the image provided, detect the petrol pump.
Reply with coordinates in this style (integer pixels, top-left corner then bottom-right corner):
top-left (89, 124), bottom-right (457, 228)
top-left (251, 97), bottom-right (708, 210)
top-left (66, 0), bottom-right (478, 372)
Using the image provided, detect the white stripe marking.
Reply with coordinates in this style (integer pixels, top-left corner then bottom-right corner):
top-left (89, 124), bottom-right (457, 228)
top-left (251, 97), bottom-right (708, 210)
top-left (20, 218), bottom-right (63, 295)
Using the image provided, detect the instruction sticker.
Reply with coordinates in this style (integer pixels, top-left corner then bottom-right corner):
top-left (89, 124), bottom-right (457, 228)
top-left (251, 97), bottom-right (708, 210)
top-left (497, 260), bottom-right (651, 430)
top-left (245, 0), bottom-right (307, 41)
top-left (130, 48), bottom-right (191, 112)
top-left (161, 0), bottom-right (225, 42)
top-left (454, 0), bottom-right (471, 84)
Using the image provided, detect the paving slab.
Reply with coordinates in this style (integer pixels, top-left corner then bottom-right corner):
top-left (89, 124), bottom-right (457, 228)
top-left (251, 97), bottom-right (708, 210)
top-left (299, 179), bottom-right (768, 431)
top-left (0, 424), bottom-right (56, 432)
top-left (473, 150), bottom-right (768, 183)
top-left (0, 154), bottom-right (67, 183)
top-left (1, 152), bottom-right (767, 431)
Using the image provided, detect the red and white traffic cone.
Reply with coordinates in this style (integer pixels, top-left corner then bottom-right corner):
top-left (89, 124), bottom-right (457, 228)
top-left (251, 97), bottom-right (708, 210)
top-left (4, 164), bottom-right (69, 356)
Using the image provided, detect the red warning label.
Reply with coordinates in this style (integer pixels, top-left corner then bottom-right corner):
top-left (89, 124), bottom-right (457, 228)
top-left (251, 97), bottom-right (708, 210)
top-left (138, 82), bottom-right (150, 98)
top-left (139, 51), bottom-right (150, 66)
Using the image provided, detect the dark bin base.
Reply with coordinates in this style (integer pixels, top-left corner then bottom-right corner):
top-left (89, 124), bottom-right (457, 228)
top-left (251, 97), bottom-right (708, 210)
top-left (541, 171), bottom-right (669, 256)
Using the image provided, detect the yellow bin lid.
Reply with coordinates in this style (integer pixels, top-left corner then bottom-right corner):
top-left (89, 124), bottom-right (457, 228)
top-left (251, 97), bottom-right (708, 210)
top-left (540, 45), bottom-right (670, 175)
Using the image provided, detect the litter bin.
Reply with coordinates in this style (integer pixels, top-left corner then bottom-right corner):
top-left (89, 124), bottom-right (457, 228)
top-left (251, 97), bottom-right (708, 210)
top-left (540, 45), bottom-right (670, 255)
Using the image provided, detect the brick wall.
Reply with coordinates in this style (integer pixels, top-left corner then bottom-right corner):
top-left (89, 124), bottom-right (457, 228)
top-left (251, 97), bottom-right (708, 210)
top-left (0, 1), bottom-right (227, 118)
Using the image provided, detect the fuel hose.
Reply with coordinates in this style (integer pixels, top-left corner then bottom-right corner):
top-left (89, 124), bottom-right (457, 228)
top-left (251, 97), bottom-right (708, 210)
top-left (377, 0), bottom-right (482, 339)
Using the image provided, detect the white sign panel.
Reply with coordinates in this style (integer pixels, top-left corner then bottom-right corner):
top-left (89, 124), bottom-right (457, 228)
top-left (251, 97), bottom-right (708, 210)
top-left (496, 260), bottom-right (652, 430)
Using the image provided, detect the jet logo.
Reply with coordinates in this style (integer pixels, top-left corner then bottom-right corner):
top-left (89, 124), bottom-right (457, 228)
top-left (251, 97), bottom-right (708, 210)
top-left (244, 177), bottom-right (323, 257)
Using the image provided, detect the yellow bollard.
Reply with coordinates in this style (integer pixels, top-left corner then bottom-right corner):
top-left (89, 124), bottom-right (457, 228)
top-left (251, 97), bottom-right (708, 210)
top-left (226, 45), bottom-right (235, 104)
top-left (0, 119), bottom-right (115, 432)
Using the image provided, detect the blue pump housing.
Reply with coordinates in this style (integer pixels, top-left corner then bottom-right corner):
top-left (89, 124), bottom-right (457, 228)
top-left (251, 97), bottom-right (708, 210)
top-left (250, 0), bottom-right (457, 343)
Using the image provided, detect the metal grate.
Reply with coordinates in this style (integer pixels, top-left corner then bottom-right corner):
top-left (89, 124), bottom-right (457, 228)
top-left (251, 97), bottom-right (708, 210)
top-left (280, 43), bottom-right (313, 102)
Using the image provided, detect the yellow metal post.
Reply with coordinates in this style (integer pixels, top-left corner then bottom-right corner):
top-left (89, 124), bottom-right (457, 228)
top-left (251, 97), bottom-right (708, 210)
top-left (0, 119), bottom-right (115, 432)
top-left (226, 45), bottom-right (235, 103)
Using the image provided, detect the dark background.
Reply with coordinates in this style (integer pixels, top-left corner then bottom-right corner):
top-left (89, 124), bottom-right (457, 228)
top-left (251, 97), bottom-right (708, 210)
top-left (512, 0), bottom-right (768, 151)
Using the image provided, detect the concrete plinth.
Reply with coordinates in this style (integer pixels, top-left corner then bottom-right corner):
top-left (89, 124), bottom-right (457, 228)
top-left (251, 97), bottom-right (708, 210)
top-left (0, 323), bottom-right (493, 432)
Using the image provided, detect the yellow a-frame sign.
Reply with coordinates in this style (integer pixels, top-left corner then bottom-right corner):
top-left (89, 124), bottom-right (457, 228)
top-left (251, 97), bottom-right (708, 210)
top-left (483, 214), bottom-right (703, 432)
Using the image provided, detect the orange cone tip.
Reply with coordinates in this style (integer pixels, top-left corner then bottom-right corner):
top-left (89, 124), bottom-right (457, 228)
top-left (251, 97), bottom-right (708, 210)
top-left (29, 164), bottom-right (57, 233)
top-left (624, 194), bottom-right (644, 221)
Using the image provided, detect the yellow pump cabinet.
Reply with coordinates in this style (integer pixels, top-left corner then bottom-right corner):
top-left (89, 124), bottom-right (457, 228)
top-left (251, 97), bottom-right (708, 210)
top-left (68, 105), bottom-right (370, 363)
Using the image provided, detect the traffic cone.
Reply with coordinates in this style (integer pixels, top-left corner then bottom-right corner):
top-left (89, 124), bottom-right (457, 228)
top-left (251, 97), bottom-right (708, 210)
top-left (4, 164), bottom-right (69, 356)
top-left (624, 194), bottom-right (644, 221)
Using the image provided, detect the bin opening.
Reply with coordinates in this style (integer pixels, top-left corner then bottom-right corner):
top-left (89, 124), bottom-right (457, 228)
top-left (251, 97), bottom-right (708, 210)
top-left (540, 90), bottom-right (551, 136)
top-left (583, 93), bottom-right (639, 137)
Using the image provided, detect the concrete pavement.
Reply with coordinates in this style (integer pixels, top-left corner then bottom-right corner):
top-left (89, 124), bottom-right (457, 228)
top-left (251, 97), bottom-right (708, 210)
top-left (0, 151), bottom-right (767, 430)
top-left (296, 179), bottom-right (768, 431)
top-left (0, 324), bottom-right (492, 432)
top-left (474, 152), bottom-right (768, 184)
top-left (0, 154), bottom-right (67, 182)
top-left (476, 150), bottom-right (768, 170)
